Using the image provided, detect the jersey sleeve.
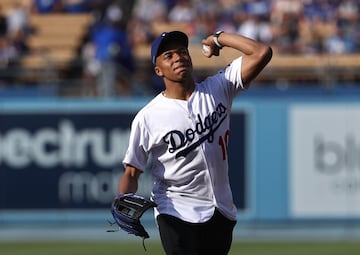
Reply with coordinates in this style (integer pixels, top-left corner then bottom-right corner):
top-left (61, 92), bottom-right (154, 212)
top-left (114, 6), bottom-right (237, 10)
top-left (122, 113), bottom-right (150, 172)
top-left (223, 56), bottom-right (244, 95)
top-left (203, 56), bottom-right (244, 103)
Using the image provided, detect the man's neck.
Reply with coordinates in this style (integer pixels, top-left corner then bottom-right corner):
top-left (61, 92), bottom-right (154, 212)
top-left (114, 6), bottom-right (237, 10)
top-left (163, 81), bottom-right (195, 100)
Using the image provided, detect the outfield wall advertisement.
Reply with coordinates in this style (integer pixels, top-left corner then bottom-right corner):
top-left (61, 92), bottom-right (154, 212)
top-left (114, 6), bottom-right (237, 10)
top-left (0, 105), bottom-right (247, 210)
top-left (2, 99), bottom-right (360, 222)
top-left (0, 112), bottom-right (133, 209)
top-left (290, 105), bottom-right (360, 217)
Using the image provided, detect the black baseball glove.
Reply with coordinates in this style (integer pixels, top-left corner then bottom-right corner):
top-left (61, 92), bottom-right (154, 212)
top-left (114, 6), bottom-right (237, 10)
top-left (108, 193), bottom-right (157, 239)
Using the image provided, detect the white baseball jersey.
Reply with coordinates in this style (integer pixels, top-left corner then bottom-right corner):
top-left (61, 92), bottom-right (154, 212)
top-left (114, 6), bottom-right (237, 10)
top-left (123, 56), bottom-right (244, 223)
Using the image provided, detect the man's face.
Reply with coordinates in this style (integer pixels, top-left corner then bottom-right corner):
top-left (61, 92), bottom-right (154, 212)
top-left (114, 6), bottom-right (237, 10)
top-left (154, 41), bottom-right (193, 82)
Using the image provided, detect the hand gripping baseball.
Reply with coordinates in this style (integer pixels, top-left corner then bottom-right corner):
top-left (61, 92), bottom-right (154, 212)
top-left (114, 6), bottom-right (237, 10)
top-left (201, 34), bottom-right (222, 57)
top-left (202, 43), bottom-right (220, 57)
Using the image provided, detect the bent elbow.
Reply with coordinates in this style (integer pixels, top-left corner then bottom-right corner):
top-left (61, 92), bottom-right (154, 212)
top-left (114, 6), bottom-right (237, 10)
top-left (259, 45), bottom-right (273, 66)
top-left (241, 46), bottom-right (273, 88)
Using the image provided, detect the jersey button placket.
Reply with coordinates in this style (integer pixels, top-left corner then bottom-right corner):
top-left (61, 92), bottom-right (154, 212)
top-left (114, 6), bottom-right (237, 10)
top-left (186, 102), bottom-right (193, 120)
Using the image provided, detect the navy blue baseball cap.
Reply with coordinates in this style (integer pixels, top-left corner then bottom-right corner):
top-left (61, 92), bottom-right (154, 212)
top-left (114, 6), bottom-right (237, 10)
top-left (151, 31), bottom-right (189, 65)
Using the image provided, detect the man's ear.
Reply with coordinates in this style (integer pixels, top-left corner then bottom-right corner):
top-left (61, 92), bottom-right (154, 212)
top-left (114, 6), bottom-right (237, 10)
top-left (154, 66), bottom-right (163, 77)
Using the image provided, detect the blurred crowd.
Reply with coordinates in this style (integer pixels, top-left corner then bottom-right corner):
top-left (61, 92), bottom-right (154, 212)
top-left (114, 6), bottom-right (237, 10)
top-left (53, 0), bottom-right (359, 55)
top-left (1, 0), bottom-right (360, 96)
top-left (130, 0), bottom-right (360, 55)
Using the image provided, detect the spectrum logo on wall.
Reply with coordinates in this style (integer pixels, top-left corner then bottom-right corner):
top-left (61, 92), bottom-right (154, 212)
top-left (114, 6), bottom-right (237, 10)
top-left (0, 112), bottom-right (134, 209)
top-left (290, 105), bottom-right (360, 218)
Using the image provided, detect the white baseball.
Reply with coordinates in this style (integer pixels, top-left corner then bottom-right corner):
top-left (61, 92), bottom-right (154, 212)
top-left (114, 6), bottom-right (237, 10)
top-left (202, 44), bottom-right (210, 53)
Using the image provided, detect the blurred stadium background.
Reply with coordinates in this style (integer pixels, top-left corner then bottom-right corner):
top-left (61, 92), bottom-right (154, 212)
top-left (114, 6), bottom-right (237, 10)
top-left (1, 0), bottom-right (360, 254)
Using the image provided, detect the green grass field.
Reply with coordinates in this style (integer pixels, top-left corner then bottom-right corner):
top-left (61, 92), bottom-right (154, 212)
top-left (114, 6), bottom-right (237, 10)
top-left (1, 241), bottom-right (360, 255)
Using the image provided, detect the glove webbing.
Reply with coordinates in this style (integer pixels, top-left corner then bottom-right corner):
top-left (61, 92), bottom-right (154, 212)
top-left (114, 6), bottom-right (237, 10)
top-left (115, 196), bottom-right (153, 220)
top-left (108, 194), bottom-right (157, 251)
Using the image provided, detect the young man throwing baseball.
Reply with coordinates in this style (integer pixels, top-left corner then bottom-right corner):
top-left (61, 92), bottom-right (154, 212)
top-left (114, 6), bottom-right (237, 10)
top-left (118, 30), bottom-right (272, 255)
